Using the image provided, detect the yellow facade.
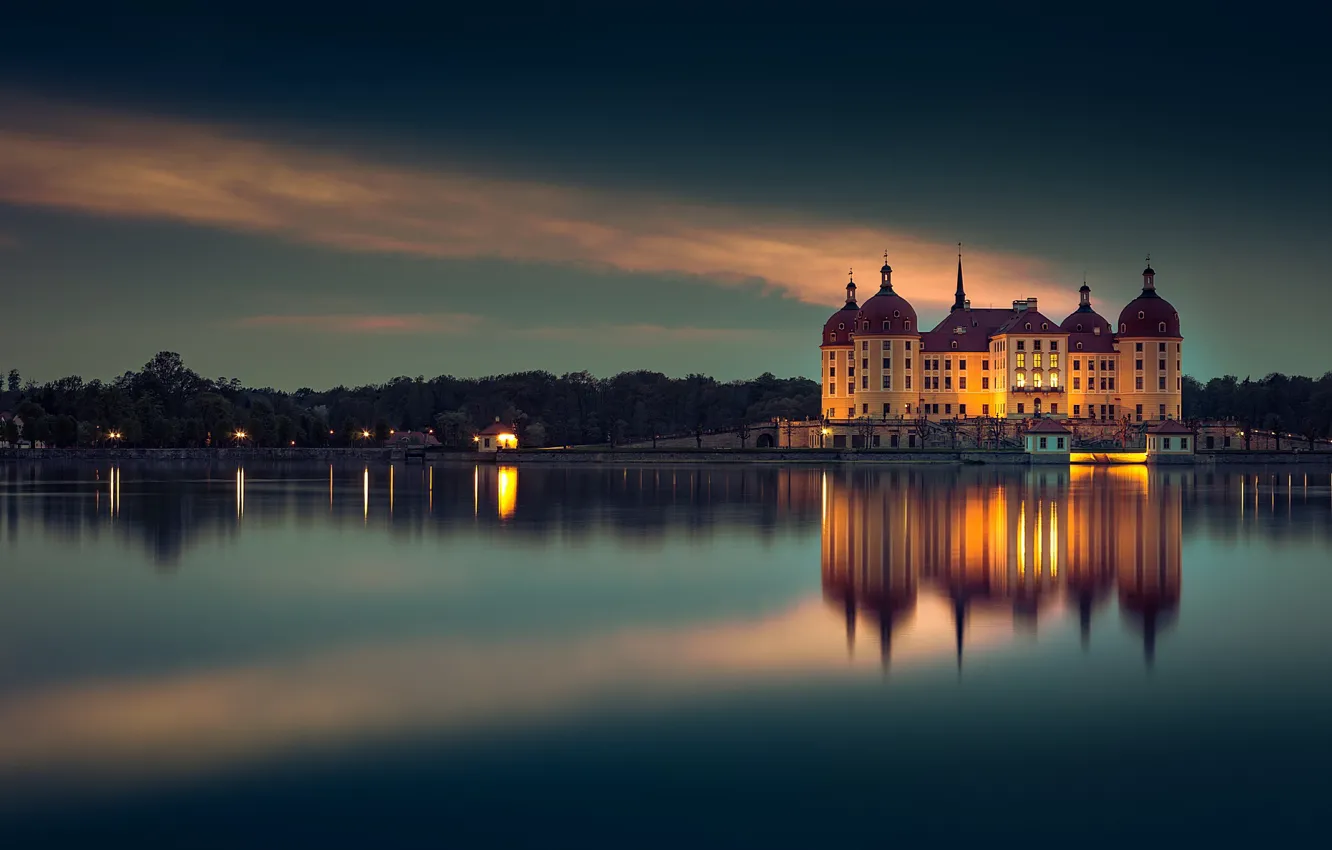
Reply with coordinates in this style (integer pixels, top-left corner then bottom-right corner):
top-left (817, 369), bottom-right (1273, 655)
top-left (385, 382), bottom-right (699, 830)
top-left (819, 261), bottom-right (1182, 425)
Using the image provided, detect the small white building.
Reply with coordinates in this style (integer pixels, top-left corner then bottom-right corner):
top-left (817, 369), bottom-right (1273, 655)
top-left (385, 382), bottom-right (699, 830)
top-left (476, 421), bottom-right (519, 453)
top-left (1025, 418), bottom-right (1071, 462)
top-left (1147, 420), bottom-right (1194, 457)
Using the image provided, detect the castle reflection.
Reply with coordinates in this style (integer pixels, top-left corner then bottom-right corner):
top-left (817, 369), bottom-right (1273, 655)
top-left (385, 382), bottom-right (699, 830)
top-left (821, 465), bottom-right (1184, 666)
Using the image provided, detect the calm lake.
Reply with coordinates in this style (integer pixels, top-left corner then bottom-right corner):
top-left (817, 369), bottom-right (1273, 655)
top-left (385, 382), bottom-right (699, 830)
top-left (2, 460), bottom-right (1330, 847)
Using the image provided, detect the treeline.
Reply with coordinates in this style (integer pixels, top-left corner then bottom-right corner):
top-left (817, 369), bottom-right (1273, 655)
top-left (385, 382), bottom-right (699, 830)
top-left (4, 356), bottom-right (1330, 449)
top-left (0, 353), bottom-right (820, 448)
top-left (1182, 373), bottom-right (1332, 441)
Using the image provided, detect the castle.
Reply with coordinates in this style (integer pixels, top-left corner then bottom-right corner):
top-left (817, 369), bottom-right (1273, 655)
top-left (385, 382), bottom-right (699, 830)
top-left (821, 253), bottom-right (1182, 424)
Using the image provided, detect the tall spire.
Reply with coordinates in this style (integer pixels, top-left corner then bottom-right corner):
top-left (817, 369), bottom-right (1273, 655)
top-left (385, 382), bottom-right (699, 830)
top-left (879, 250), bottom-right (894, 294)
top-left (951, 242), bottom-right (966, 312)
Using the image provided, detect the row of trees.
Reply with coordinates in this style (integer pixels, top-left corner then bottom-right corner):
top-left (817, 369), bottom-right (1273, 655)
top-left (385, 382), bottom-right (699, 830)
top-left (4, 356), bottom-right (1331, 449)
top-left (1182, 373), bottom-right (1332, 446)
top-left (0, 353), bottom-right (821, 449)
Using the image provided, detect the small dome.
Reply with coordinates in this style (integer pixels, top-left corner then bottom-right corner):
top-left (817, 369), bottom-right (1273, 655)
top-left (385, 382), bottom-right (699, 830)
top-left (856, 290), bottom-right (918, 335)
top-left (1060, 307), bottom-right (1111, 333)
top-left (822, 303), bottom-right (858, 345)
top-left (1118, 293), bottom-right (1181, 337)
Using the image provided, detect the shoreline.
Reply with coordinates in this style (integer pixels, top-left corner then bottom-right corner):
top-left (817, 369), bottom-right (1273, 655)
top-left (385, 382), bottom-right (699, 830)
top-left (3, 446), bottom-right (1331, 466)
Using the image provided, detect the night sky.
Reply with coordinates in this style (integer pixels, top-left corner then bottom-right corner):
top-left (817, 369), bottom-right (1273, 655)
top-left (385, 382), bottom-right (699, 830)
top-left (1, 6), bottom-right (1327, 388)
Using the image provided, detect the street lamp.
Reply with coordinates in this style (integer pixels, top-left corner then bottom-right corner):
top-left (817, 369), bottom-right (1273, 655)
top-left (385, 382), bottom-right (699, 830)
top-left (234, 430), bottom-right (248, 446)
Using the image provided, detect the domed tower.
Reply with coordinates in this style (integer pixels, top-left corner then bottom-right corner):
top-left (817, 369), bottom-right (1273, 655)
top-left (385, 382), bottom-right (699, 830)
top-left (839, 252), bottom-right (922, 421)
top-left (820, 271), bottom-right (860, 420)
top-left (1116, 259), bottom-right (1183, 422)
top-left (1061, 281), bottom-right (1118, 421)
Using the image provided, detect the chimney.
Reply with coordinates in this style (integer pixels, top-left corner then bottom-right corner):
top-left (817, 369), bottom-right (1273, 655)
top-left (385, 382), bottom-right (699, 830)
top-left (964, 299), bottom-right (971, 311)
top-left (1026, 297), bottom-right (1038, 312)
top-left (1012, 299), bottom-right (1027, 312)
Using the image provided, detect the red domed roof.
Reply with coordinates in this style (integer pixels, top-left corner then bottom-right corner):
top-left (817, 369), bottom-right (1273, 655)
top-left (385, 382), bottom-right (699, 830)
top-left (822, 303), bottom-right (859, 346)
top-left (856, 289), bottom-right (918, 334)
top-left (1118, 292), bottom-right (1181, 338)
top-left (1117, 265), bottom-right (1182, 338)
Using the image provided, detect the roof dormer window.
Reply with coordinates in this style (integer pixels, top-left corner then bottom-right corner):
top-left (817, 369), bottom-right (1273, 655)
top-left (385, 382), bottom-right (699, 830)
top-left (1158, 322), bottom-right (1166, 333)
top-left (838, 322), bottom-right (845, 330)
top-left (1076, 323), bottom-right (1083, 332)
top-left (1076, 342), bottom-right (1083, 350)
top-left (1138, 311), bottom-right (1145, 320)
top-left (893, 310), bottom-right (900, 318)
top-left (1042, 322), bottom-right (1049, 330)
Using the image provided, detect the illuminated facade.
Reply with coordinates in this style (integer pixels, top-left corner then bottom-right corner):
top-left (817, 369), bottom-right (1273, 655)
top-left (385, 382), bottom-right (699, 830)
top-left (476, 421), bottom-right (519, 452)
top-left (820, 257), bottom-right (1183, 424)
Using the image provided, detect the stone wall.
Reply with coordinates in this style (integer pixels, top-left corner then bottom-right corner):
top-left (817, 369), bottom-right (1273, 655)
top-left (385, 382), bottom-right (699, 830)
top-left (493, 448), bottom-right (1032, 465)
top-left (0, 447), bottom-right (405, 462)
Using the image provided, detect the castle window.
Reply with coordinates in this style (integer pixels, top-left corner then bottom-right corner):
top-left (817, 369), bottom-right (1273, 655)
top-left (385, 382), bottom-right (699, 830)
top-left (1051, 342), bottom-right (1058, 351)
top-left (893, 310), bottom-right (900, 318)
top-left (1033, 373), bottom-right (1043, 388)
top-left (1050, 354), bottom-right (1058, 368)
top-left (1042, 323), bottom-right (1049, 330)
top-left (1073, 377), bottom-right (1080, 389)
top-left (981, 359), bottom-right (987, 370)
top-left (1017, 340), bottom-right (1025, 351)
top-left (838, 323), bottom-right (845, 330)
top-left (1138, 311), bottom-right (1145, 320)
top-left (905, 341), bottom-right (912, 351)
top-left (1158, 322), bottom-right (1166, 333)
top-left (828, 351), bottom-right (835, 360)
top-left (1121, 323), bottom-right (1127, 333)
top-left (904, 320), bottom-right (911, 330)
top-left (960, 377), bottom-right (968, 389)
top-left (1159, 342), bottom-right (1166, 352)
top-left (951, 341), bottom-right (958, 349)
top-left (1034, 340), bottom-right (1042, 351)
top-left (960, 359), bottom-right (967, 370)
top-left (1076, 342), bottom-right (1083, 350)
top-left (1049, 373), bottom-right (1058, 388)
top-left (882, 321), bottom-right (889, 331)
top-left (1093, 326), bottom-right (1101, 335)
top-left (1136, 377), bottom-right (1143, 389)
top-left (982, 377), bottom-right (989, 389)
top-left (861, 341), bottom-right (868, 350)
top-left (1136, 342), bottom-right (1144, 351)
top-left (882, 358), bottom-right (890, 369)
top-left (1076, 323), bottom-right (1083, 331)
top-left (829, 367), bottom-right (836, 377)
top-left (1025, 322), bottom-right (1031, 330)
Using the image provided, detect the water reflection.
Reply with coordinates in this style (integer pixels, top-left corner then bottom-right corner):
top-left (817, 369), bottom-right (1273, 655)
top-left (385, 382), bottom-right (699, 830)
top-left (821, 466), bottom-right (1186, 665)
top-left (2, 460), bottom-right (1332, 830)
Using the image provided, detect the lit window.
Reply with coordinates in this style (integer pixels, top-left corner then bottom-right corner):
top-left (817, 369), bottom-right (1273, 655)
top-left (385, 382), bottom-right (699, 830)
top-left (1049, 373), bottom-right (1058, 388)
top-left (1034, 373), bottom-right (1043, 388)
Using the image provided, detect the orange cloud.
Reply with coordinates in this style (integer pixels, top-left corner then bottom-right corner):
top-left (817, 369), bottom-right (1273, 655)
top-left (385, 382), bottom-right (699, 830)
top-left (0, 93), bottom-right (1071, 310)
